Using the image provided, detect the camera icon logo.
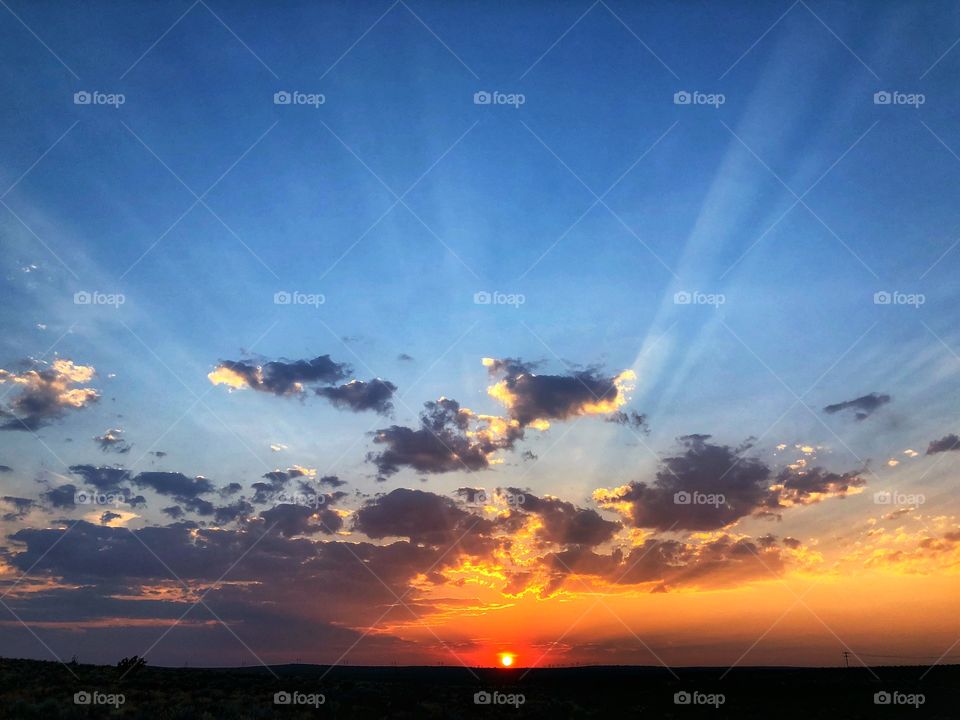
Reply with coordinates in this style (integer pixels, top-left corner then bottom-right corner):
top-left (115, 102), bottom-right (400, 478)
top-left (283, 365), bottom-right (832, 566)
top-left (74, 491), bottom-right (92, 505)
top-left (474, 291), bottom-right (492, 305)
top-left (73, 91), bottom-right (91, 105)
top-left (873, 491), bottom-right (892, 505)
top-left (74, 691), bottom-right (92, 705)
top-left (874, 691), bottom-right (891, 705)
top-left (274, 91), bottom-right (292, 105)
top-left (673, 291), bottom-right (691, 305)
top-left (674, 491), bottom-right (691, 505)
top-left (474, 691), bottom-right (492, 705)
top-left (473, 91), bottom-right (492, 105)
top-left (873, 91), bottom-right (892, 105)
top-left (873, 291), bottom-right (891, 305)
top-left (274, 291), bottom-right (292, 305)
top-left (674, 691), bottom-right (691, 704)
top-left (74, 290), bottom-right (92, 305)
top-left (673, 91), bottom-right (691, 105)
top-left (274, 691), bottom-right (292, 705)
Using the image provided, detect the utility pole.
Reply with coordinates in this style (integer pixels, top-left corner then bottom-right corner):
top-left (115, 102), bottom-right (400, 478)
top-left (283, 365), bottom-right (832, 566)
top-left (842, 650), bottom-right (850, 668)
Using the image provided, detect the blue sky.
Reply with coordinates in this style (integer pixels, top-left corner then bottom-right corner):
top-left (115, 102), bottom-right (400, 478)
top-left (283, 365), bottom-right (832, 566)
top-left (2, 0), bottom-right (960, 667)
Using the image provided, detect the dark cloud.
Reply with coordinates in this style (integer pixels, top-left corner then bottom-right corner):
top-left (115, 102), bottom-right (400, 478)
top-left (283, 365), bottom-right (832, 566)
top-left (218, 482), bottom-right (243, 498)
top-left (259, 503), bottom-right (342, 538)
top-left (354, 488), bottom-right (495, 552)
top-left (594, 435), bottom-right (772, 531)
top-left (0, 359), bottom-right (99, 431)
top-left (2, 496), bottom-right (34, 521)
top-left (823, 392), bottom-right (890, 421)
top-left (319, 475), bottom-right (346, 488)
top-left (251, 467), bottom-right (314, 503)
top-left (315, 379), bottom-right (397, 414)
top-left (605, 410), bottom-right (649, 432)
top-left (41, 484), bottom-right (77, 509)
top-left (99, 511), bottom-right (121, 524)
top-left (162, 505), bottom-right (184, 519)
top-left (69, 465), bottom-right (131, 491)
top-left (208, 355), bottom-right (350, 396)
top-left (368, 398), bottom-right (523, 478)
top-left (926, 433), bottom-right (960, 455)
top-left (149, 450), bottom-right (167, 458)
top-left (213, 499), bottom-right (254, 524)
top-left (93, 428), bottom-right (131, 454)
top-left (774, 467), bottom-right (866, 506)
top-left (0, 465), bottom-right (13, 472)
top-left (540, 534), bottom-right (797, 594)
top-left (397, 353), bottom-right (414, 362)
top-left (485, 357), bottom-right (634, 427)
top-left (505, 488), bottom-right (620, 547)
top-left (132, 471), bottom-right (214, 498)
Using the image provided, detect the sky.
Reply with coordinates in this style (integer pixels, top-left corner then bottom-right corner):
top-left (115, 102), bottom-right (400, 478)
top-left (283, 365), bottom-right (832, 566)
top-left (1, 0), bottom-right (960, 671)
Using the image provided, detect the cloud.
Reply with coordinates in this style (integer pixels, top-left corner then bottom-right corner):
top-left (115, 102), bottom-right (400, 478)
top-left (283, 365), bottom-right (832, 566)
top-left (0, 359), bottom-right (99, 431)
top-left (368, 398), bottom-right (523, 478)
top-left (354, 488), bottom-right (495, 552)
top-left (41, 484), bottom-right (77, 509)
top-left (0, 465), bottom-right (13, 472)
top-left (504, 488), bottom-right (620, 547)
top-left (319, 475), bottom-right (346, 487)
top-left (315, 379), bottom-right (397, 414)
top-left (594, 435), bottom-right (772, 531)
top-left (540, 534), bottom-right (801, 594)
top-left (773, 466), bottom-right (866, 507)
top-left (99, 510), bottom-right (121, 525)
top-left (93, 428), bottom-right (131, 454)
top-left (397, 353), bottom-right (414, 362)
top-left (483, 357), bottom-right (636, 429)
top-left (2, 496), bottom-right (34, 521)
top-left (926, 433), bottom-right (960, 455)
top-left (214, 499), bottom-right (254, 524)
top-left (69, 465), bottom-right (132, 491)
top-left (260, 503), bottom-right (343, 538)
top-left (823, 392), bottom-right (890, 421)
top-left (251, 467), bottom-right (315, 503)
top-left (131, 472), bottom-right (215, 515)
top-left (605, 410), bottom-right (648, 432)
top-left (208, 355), bottom-right (350, 396)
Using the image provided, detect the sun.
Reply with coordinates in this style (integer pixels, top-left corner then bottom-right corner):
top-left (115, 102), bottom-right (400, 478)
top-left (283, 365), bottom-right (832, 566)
top-left (499, 653), bottom-right (515, 667)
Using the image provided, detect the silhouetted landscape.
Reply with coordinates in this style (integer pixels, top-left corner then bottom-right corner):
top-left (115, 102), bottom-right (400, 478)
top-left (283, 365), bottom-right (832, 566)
top-left (0, 657), bottom-right (957, 718)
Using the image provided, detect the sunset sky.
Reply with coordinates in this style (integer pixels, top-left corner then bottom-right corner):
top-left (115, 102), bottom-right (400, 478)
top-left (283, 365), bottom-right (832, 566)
top-left (2, 0), bottom-right (960, 671)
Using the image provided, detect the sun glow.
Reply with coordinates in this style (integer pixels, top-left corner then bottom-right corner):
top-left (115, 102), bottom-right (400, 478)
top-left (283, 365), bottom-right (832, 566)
top-left (499, 653), bottom-right (515, 667)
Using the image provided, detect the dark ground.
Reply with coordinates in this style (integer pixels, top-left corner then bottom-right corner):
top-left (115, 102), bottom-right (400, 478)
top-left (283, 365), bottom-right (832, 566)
top-left (0, 657), bottom-right (956, 718)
